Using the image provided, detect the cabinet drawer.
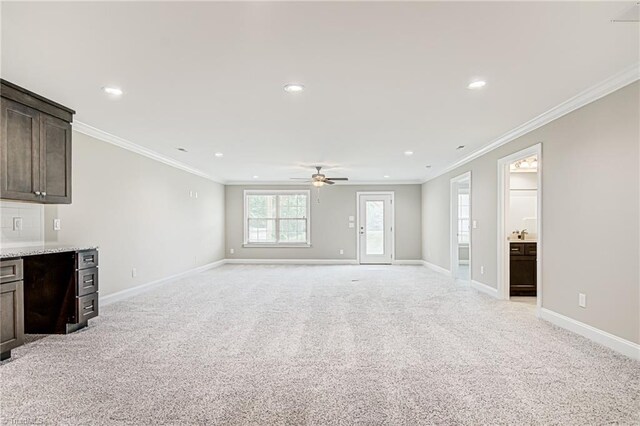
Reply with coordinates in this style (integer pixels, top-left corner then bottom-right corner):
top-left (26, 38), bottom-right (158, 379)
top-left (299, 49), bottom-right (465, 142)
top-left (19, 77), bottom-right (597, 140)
top-left (509, 244), bottom-right (524, 256)
top-left (76, 293), bottom-right (98, 323)
top-left (77, 267), bottom-right (98, 296)
top-left (0, 259), bottom-right (23, 283)
top-left (76, 250), bottom-right (98, 270)
top-left (525, 243), bottom-right (537, 256)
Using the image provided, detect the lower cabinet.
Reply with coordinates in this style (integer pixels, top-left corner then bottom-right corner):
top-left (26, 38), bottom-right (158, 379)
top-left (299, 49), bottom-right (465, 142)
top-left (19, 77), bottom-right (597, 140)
top-left (509, 242), bottom-right (537, 296)
top-left (1, 259), bottom-right (25, 360)
top-left (0, 250), bottom-right (99, 360)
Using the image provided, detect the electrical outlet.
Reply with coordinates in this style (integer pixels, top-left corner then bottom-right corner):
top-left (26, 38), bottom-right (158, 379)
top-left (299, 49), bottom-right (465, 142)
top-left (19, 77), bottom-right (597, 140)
top-left (189, 190), bottom-right (193, 198)
top-left (229, 248), bottom-right (235, 254)
top-left (194, 192), bottom-right (198, 199)
top-left (473, 220), bottom-right (478, 229)
top-left (12, 217), bottom-right (23, 231)
top-left (339, 249), bottom-right (344, 255)
top-left (480, 265), bottom-right (485, 275)
top-left (578, 293), bottom-right (587, 308)
top-left (53, 218), bottom-right (61, 231)
top-left (132, 268), bottom-right (137, 278)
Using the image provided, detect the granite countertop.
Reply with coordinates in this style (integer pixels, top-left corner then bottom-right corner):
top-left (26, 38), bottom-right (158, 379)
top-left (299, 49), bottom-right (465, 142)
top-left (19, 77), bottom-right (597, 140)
top-left (509, 240), bottom-right (537, 243)
top-left (0, 244), bottom-right (98, 259)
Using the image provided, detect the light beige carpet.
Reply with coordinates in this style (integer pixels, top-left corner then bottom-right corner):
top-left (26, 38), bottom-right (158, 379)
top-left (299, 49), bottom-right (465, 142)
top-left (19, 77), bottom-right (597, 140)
top-left (1, 265), bottom-right (638, 425)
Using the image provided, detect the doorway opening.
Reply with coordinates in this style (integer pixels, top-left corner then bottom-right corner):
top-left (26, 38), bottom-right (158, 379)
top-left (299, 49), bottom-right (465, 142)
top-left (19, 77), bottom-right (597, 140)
top-left (356, 192), bottom-right (394, 265)
top-left (450, 172), bottom-right (471, 282)
top-left (497, 144), bottom-right (542, 312)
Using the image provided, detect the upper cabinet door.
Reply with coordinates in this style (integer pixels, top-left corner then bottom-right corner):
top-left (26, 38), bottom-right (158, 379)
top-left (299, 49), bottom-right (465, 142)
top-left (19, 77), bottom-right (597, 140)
top-left (40, 114), bottom-right (71, 204)
top-left (1, 98), bottom-right (41, 202)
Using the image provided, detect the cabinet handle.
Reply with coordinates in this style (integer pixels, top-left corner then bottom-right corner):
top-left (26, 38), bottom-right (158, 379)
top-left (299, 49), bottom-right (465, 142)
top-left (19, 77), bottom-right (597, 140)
top-left (34, 191), bottom-right (41, 196)
top-left (83, 305), bottom-right (93, 311)
top-left (83, 279), bottom-right (94, 284)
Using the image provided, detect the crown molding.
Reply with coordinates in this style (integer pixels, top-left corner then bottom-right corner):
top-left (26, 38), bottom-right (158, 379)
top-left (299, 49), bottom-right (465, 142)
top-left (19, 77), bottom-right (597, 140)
top-left (224, 180), bottom-right (423, 186)
top-left (424, 62), bottom-right (640, 183)
top-left (72, 121), bottom-right (225, 184)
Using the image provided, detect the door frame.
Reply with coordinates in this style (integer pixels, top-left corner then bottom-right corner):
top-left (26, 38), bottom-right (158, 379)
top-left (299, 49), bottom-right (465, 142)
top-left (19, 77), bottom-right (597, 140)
top-left (497, 143), bottom-right (542, 312)
top-left (450, 171), bottom-right (472, 281)
top-left (356, 191), bottom-right (395, 264)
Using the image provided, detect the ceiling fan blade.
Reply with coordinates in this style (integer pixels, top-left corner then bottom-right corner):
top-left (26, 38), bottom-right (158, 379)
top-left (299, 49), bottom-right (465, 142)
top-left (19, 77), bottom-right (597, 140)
top-left (324, 180), bottom-right (335, 185)
top-left (289, 178), bottom-right (311, 180)
top-left (326, 177), bottom-right (348, 181)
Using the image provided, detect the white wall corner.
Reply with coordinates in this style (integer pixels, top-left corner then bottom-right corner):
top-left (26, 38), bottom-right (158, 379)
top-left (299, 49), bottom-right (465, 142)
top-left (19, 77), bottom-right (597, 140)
top-left (100, 259), bottom-right (226, 306)
top-left (470, 280), bottom-right (499, 298)
top-left (539, 308), bottom-right (640, 361)
top-left (422, 260), bottom-right (452, 276)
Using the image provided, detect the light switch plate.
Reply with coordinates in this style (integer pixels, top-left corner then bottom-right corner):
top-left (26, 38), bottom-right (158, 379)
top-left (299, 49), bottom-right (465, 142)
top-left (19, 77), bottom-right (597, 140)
top-left (339, 249), bottom-right (344, 255)
top-left (472, 220), bottom-right (478, 229)
top-left (12, 217), bottom-right (23, 231)
top-left (229, 248), bottom-right (235, 254)
top-left (348, 223), bottom-right (355, 228)
top-left (53, 218), bottom-right (61, 231)
top-left (348, 216), bottom-right (355, 221)
top-left (578, 293), bottom-right (587, 308)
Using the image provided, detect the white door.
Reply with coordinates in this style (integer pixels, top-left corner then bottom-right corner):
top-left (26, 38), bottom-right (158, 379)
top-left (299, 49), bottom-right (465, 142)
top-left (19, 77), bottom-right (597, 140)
top-left (358, 193), bottom-right (393, 264)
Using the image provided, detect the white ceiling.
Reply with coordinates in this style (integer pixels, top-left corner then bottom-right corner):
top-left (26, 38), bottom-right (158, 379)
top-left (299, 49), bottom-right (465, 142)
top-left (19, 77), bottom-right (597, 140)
top-left (2, 2), bottom-right (638, 184)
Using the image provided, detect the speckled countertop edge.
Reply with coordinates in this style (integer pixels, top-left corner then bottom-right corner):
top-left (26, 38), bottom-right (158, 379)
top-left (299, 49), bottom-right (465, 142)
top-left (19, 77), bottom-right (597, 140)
top-left (0, 245), bottom-right (98, 259)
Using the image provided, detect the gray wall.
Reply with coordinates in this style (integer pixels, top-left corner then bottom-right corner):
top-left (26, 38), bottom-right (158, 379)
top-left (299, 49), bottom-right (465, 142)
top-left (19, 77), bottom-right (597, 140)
top-left (45, 131), bottom-right (226, 297)
top-left (422, 82), bottom-right (639, 343)
top-left (226, 185), bottom-right (422, 261)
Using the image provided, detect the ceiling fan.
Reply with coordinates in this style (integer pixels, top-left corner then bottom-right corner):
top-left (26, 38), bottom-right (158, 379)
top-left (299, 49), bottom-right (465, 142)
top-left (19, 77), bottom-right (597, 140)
top-left (290, 166), bottom-right (349, 187)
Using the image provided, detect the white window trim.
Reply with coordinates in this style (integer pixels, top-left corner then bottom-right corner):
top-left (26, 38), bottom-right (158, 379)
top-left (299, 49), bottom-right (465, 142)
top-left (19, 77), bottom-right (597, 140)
top-left (243, 189), bottom-right (311, 248)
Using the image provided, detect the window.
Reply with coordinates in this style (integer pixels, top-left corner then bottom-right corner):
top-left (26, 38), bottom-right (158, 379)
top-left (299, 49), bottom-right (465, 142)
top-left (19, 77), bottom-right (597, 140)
top-left (458, 192), bottom-right (470, 244)
top-left (244, 190), bottom-right (310, 246)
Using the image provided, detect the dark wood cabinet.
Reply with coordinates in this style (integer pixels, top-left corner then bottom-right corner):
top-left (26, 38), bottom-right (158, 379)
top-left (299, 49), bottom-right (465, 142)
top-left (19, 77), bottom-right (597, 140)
top-left (510, 242), bottom-right (537, 296)
top-left (1, 259), bottom-right (25, 360)
top-left (23, 249), bottom-right (99, 335)
top-left (1, 79), bottom-right (74, 204)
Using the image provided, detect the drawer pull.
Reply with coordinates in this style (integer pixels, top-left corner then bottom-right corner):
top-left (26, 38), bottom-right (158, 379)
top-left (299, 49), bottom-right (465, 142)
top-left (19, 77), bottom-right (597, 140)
top-left (83, 256), bottom-right (94, 262)
top-left (83, 305), bottom-right (94, 311)
top-left (83, 279), bottom-right (94, 284)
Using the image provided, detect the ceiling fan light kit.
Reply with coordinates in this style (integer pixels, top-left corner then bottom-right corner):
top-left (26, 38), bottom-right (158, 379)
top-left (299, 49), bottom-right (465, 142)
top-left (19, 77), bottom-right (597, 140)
top-left (291, 166), bottom-right (349, 187)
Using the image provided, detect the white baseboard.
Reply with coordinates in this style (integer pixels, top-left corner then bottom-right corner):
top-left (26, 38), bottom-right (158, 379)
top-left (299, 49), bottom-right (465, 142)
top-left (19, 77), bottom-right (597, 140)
top-left (392, 260), bottom-right (424, 265)
top-left (539, 308), bottom-right (640, 360)
top-left (422, 260), bottom-right (452, 276)
top-left (471, 280), bottom-right (499, 298)
top-left (100, 259), bottom-right (225, 306)
top-left (224, 258), bottom-right (358, 265)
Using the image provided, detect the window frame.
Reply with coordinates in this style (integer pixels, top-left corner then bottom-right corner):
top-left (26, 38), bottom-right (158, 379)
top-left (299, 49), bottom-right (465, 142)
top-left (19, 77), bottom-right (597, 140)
top-left (243, 189), bottom-right (311, 247)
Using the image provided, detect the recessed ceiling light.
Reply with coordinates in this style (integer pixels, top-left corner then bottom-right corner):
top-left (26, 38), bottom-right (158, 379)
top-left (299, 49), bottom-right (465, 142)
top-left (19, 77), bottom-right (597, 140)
top-left (457, 145), bottom-right (466, 150)
top-left (252, 175), bottom-right (259, 179)
top-left (467, 80), bottom-right (486, 89)
top-left (176, 147), bottom-right (188, 152)
top-left (283, 83), bottom-right (305, 93)
top-left (102, 86), bottom-right (123, 96)
top-left (404, 151), bottom-right (414, 156)
top-left (214, 152), bottom-right (224, 158)
top-left (383, 175), bottom-right (390, 178)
